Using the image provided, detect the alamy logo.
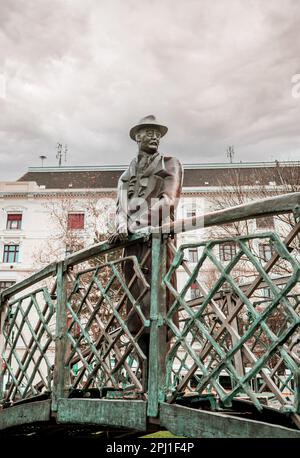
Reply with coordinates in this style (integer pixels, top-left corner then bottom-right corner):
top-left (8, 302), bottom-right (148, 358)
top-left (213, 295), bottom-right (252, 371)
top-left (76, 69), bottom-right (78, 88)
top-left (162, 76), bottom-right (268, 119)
top-left (291, 74), bottom-right (300, 99)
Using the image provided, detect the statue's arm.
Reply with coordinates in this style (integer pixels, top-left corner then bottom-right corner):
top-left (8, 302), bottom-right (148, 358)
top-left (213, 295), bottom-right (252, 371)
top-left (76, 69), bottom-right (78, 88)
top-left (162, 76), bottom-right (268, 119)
top-left (149, 157), bottom-right (183, 213)
top-left (108, 178), bottom-right (128, 244)
top-left (156, 157), bottom-right (183, 205)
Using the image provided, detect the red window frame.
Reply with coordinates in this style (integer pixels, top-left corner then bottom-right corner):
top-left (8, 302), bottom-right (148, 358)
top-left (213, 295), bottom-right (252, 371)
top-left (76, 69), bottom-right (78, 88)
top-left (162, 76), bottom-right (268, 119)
top-left (6, 213), bottom-right (22, 230)
top-left (67, 213), bottom-right (85, 230)
top-left (190, 282), bottom-right (201, 299)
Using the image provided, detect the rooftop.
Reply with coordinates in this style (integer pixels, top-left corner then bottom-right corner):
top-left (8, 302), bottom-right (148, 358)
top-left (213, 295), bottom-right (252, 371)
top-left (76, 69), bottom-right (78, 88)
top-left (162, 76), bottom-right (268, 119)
top-left (17, 161), bottom-right (300, 190)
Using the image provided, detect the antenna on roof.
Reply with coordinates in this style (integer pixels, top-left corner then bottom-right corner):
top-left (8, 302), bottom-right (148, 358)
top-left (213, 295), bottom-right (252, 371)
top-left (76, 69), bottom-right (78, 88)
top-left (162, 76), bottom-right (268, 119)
top-left (56, 143), bottom-right (68, 167)
top-left (226, 145), bottom-right (235, 163)
top-left (39, 155), bottom-right (47, 167)
top-left (56, 143), bottom-right (62, 167)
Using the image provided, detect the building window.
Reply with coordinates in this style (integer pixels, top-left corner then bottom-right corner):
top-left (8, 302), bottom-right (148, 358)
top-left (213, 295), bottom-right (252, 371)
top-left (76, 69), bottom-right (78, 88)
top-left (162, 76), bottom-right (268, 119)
top-left (188, 248), bottom-right (199, 263)
top-left (3, 245), bottom-right (19, 263)
top-left (0, 281), bottom-right (15, 292)
top-left (6, 214), bottom-right (22, 230)
top-left (262, 287), bottom-right (272, 299)
top-left (219, 243), bottom-right (237, 262)
top-left (259, 243), bottom-right (273, 262)
top-left (256, 216), bottom-right (275, 230)
top-left (67, 213), bottom-right (85, 230)
top-left (186, 202), bottom-right (197, 218)
top-left (190, 283), bottom-right (201, 299)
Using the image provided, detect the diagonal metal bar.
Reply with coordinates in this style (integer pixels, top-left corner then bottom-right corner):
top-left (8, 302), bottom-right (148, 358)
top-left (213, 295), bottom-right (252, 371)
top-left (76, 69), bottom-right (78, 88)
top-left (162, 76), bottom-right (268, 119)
top-left (5, 282), bottom-right (57, 401)
top-left (14, 293), bottom-right (55, 399)
top-left (2, 299), bottom-right (36, 395)
top-left (167, 224), bottom-right (300, 402)
top-left (65, 254), bottom-right (150, 392)
top-left (66, 302), bottom-right (143, 390)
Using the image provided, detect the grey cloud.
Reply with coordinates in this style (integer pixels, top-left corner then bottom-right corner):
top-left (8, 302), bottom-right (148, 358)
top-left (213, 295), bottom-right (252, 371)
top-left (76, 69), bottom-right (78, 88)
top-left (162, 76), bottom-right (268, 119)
top-left (0, 0), bottom-right (300, 180)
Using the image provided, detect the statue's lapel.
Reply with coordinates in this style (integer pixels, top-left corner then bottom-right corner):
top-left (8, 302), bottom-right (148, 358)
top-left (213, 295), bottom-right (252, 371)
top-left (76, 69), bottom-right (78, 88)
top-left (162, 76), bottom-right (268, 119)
top-left (141, 153), bottom-right (161, 178)
top-left (142, 153), bottom-right (173, 179)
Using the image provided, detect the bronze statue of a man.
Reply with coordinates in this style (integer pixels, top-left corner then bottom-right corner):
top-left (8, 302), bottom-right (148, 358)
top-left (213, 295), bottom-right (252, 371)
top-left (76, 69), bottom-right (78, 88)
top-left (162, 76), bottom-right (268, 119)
top-left (109, 115), bottom-right (183, 355)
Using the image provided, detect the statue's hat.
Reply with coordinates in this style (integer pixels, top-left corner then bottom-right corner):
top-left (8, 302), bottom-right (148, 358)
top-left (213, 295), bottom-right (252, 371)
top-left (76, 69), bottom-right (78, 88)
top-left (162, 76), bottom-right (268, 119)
top-left (129, 115), bottom-right (168, 140)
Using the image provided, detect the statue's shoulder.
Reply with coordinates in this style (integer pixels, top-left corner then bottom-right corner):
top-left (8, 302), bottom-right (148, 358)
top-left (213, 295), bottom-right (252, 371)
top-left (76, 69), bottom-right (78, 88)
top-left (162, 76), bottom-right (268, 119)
top-left (119, 158), bottom-right (136, 182)
top-left (162, 155), bottom-right (183, 170)
top-left (163, 155), bottom-right (181, 163)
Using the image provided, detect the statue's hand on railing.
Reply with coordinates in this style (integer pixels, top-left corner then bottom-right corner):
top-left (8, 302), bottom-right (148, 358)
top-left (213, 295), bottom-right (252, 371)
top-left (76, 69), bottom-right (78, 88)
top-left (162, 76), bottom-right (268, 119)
top-left (108, 230), bottom-right (128, 244)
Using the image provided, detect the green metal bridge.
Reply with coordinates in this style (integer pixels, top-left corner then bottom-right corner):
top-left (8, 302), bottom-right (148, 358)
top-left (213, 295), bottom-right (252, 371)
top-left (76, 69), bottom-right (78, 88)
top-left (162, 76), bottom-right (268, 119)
top-left (1, 192), bottom-right (300, 438)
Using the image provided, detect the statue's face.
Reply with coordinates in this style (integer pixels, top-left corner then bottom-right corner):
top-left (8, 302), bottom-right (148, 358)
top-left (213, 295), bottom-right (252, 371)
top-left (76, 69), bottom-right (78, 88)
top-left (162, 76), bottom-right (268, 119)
top-left (136, 127), bottom-right (161, 154)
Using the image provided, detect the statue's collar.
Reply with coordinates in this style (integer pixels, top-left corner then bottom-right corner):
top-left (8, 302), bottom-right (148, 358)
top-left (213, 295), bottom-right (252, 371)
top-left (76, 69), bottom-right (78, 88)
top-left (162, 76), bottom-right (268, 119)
top-left (122, 152), bottom-right (162, 181)
top-left (138, 152), bottom-right (160, 176)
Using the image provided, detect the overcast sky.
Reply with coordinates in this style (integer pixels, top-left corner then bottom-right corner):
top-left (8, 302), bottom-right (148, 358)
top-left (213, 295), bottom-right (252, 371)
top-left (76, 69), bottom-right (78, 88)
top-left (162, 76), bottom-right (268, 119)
top-left (0, 0), bottom-right (300, 181)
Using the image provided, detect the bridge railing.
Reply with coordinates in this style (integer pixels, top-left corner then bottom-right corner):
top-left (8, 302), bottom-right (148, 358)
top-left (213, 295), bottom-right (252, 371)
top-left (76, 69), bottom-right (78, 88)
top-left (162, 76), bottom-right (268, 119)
top-left (0, 232), bottom-right (151, 411)
top-left (0, 191), bottom-right (300, 429)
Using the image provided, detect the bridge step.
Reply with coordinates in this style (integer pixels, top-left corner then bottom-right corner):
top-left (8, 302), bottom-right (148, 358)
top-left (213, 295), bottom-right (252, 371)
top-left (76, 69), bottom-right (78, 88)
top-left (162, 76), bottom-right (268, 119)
top-left (0, 400), bottom-right (51, 430)
top-left (160, 403), bottom-right (300, 438)
top-left (1, 398), bottom-right (300, 438)
top-left (56, 398), bottom-right (147, 431)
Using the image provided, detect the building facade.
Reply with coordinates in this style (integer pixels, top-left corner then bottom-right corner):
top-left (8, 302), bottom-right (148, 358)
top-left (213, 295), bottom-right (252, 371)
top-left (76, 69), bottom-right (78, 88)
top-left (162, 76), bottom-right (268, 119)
top-left (0, 161), bottom-right (299, 294)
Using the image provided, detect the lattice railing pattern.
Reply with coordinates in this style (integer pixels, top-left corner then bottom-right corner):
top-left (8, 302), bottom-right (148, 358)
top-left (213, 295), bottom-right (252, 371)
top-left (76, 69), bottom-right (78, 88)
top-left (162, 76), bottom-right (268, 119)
top-left (65, 254), bottom-right (151, 396)
top-left (164, 231), bottom-right (300, 414)
top-left (0, 285), bottom-right (56, 404)
top-left (1, 196), bottom-right (300, 433)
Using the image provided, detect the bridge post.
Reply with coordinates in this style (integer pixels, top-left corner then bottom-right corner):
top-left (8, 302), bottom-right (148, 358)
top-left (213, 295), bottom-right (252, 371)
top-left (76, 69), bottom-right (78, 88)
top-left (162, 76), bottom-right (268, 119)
top-left (52, 261), bottom-right (69, 412)
top-left (147, 232), bottom-right (168, 418)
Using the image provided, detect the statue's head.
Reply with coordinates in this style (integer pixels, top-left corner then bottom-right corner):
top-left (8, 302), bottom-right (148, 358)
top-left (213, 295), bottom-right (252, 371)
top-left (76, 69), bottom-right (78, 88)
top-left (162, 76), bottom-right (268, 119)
top-left (129, 115), bottom-right (168, 154)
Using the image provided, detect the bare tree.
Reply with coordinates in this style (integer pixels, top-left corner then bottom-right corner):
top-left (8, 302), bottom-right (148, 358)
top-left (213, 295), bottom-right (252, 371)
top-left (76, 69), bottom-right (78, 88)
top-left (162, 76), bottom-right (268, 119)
top-left (33, 193), bottom-right (116, 267)
top-left (202, 163), bottom-right (300, 367)
top-left (206, 164), bottom-right (300, 276)
top-left (32, 193), bottom-right (124, 347)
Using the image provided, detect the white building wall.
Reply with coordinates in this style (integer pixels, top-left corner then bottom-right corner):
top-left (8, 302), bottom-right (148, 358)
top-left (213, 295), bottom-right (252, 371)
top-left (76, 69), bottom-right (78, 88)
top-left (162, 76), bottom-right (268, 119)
top-left (0, 194), bottom-right (56, 284)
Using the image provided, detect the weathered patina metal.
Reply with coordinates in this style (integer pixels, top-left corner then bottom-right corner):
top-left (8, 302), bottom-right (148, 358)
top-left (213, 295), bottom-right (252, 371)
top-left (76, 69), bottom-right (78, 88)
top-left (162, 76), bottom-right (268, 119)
top-left (109, 115), bottom-right (183, 355)
top-left (0, 191), bottom-right (300, 437)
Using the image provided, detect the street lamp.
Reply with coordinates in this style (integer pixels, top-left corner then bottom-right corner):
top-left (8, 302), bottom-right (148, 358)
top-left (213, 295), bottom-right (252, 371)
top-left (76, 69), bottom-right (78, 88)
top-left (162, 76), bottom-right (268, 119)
top-left (39, 155), bottom-right (47, 167)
